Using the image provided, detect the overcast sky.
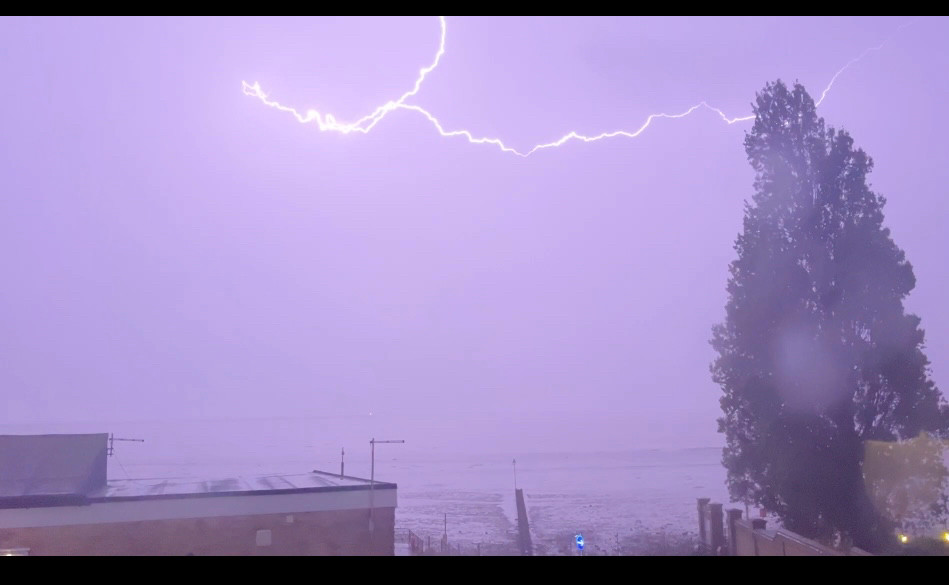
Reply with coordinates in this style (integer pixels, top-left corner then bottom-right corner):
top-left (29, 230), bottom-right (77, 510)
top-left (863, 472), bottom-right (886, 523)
top-left (1, 16), bottom-right (946, 453)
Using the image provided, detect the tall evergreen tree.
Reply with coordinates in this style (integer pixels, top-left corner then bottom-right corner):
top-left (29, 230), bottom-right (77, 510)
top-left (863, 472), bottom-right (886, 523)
top-left (711, 80), bottom-right (949, 552)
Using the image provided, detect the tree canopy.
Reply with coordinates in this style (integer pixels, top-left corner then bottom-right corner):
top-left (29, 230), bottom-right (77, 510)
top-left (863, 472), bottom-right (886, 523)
top-left (711, 80), bottom-right (949, 552)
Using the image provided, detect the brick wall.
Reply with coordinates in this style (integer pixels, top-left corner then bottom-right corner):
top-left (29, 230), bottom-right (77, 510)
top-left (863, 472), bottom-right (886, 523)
top-left (0, 506), bottom-right (395, 556)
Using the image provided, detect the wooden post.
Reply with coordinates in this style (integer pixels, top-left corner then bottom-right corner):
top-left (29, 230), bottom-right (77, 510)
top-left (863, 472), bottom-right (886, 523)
top-left (726, 508), bottom-right (743, 556)
top-left (697, 498), bottom-right (711, 545)
top-left (709, 503), bottom-right (725, 554)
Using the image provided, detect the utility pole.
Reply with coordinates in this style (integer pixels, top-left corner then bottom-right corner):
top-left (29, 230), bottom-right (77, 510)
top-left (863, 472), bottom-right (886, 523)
top-left (340, 447), bottom-right (345, 479)
top-left (513, 458), bottom-right (517, 490)
top-left (369, 438), bottom-right (404, 540)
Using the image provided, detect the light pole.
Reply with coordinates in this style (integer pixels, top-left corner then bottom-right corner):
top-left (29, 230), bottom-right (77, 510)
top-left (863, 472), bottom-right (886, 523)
top-left (369, 438), bottom-right (404, 539)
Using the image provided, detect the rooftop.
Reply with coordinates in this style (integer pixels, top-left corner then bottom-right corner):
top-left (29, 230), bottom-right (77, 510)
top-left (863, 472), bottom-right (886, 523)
top-left (92, 470), bottom-right (395, 502)
top-left (0, 433), bottom-right (396, 509)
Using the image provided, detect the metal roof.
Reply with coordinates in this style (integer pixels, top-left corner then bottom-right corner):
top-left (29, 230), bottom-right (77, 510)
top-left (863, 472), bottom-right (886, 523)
top-left (91, 470), bottom-right (395, 502)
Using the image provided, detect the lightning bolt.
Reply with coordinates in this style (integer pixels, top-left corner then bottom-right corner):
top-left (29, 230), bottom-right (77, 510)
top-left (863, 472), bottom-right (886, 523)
top-left (242, 17), bottom-right (913, 158)
top-left (815, 20), bottom-right (915, 107)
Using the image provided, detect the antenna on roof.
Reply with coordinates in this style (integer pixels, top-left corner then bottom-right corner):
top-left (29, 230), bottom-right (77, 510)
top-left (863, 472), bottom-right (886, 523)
top-left (108, 432), bottom-right (144, 456)
top-left (369, 438), bottom-right (404, 539)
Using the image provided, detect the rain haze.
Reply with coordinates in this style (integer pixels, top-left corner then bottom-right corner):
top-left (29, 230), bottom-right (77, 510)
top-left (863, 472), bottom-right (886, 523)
top-left (1, 16), bottom-right (948, 555)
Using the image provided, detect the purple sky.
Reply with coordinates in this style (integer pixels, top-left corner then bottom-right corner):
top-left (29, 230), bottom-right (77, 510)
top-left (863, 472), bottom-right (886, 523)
top-left (1, 16), bottom-right (947, 453)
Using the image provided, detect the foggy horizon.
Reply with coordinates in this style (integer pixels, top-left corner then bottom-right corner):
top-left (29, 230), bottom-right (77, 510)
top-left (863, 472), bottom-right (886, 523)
top-left (2, 15), bottom-right (947, 456)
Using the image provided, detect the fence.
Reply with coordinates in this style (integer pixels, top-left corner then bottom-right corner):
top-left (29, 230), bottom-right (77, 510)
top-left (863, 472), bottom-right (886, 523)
top-left (400, 529), bottom-right (495, 556)
top-left (697, 498), bottom-right (872, 556)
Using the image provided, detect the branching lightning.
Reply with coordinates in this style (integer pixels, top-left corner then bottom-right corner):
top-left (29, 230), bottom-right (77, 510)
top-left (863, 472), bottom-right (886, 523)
top-left (242, 16), bottom-right (447, 136)
top-left (242, 17), bottom-right (912, 158)
top-left (815, 21), bottom-right (914, 107)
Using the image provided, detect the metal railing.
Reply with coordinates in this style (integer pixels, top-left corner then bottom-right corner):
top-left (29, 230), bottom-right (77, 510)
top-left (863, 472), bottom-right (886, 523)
top-left (399, 529), bottom-right (495, 556)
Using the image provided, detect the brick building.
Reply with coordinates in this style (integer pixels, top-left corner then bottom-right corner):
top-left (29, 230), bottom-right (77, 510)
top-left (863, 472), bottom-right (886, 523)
top-left (0, 433), bottom-right (396, 556)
